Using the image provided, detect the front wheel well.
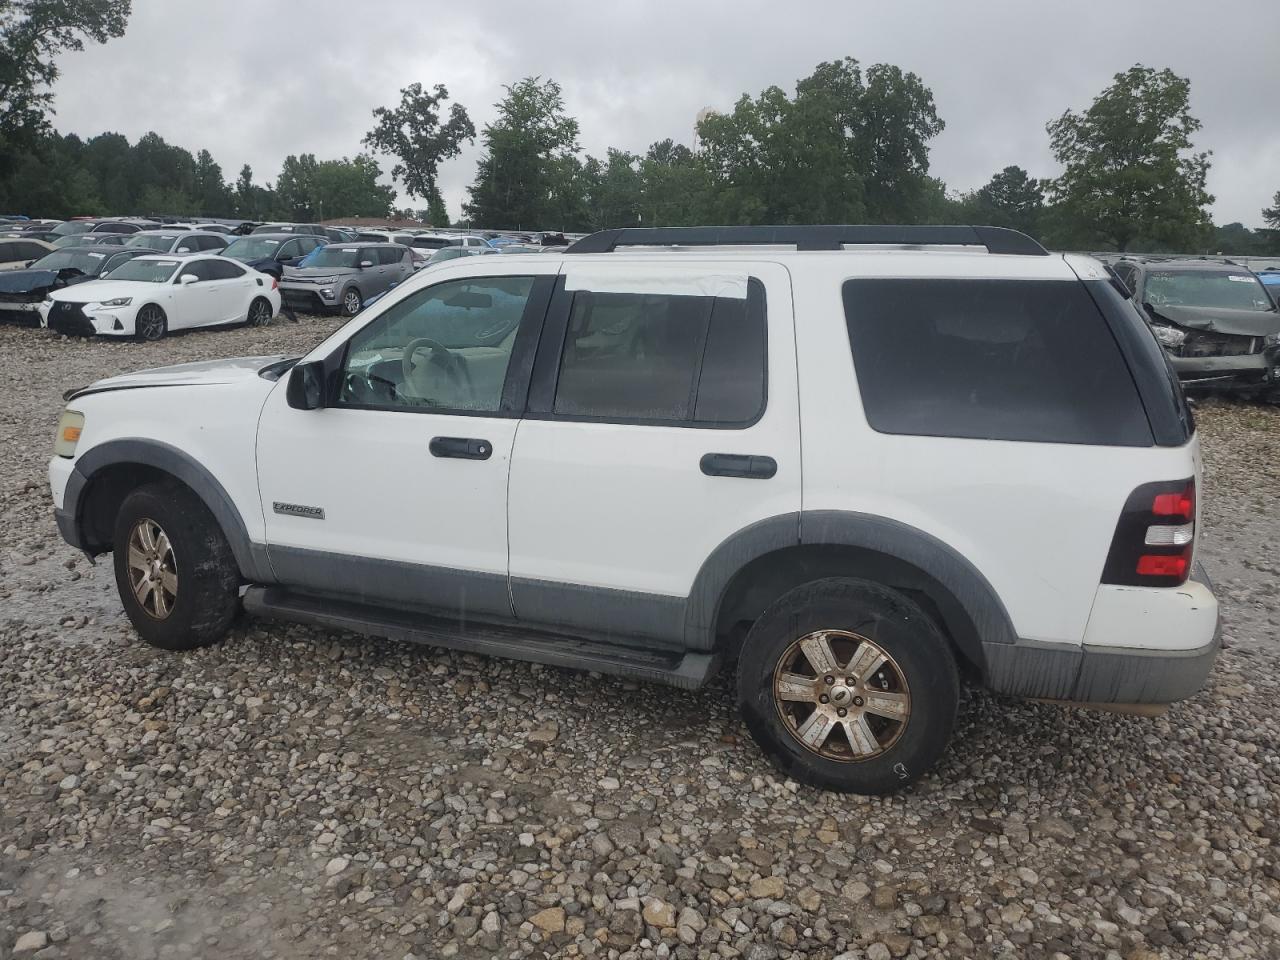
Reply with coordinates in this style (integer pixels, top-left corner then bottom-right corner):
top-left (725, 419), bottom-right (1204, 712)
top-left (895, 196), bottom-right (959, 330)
top-left (77, 464), bottom-right (186, 554)
top-left (711, 545), bottom-right (985, 682)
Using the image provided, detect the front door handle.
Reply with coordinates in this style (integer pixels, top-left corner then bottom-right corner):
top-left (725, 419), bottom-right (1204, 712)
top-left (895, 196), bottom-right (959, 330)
top-left (430, 436), bottom-right (492, 460)
top-left (700, 453), bottom-right (777, 479)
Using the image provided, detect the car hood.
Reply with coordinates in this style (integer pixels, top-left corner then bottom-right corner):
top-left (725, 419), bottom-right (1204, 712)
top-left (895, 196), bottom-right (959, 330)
top-left (50, 279), bottom-right (163, 304)
top-left (65, 356), bottom-right (291, 400)
top-left (0, 269), bottom-right (71, 294)
top-left (1149, 303), bottom-right (1280, 337)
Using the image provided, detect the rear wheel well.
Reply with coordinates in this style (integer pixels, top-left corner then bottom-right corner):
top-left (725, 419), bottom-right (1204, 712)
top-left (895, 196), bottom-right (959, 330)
top-left (712, 545), bottom-right (985, 682)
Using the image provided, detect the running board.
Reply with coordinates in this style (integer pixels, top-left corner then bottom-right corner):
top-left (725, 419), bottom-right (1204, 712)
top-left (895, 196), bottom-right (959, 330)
top-left (242, 586), bottom-right (719, 690)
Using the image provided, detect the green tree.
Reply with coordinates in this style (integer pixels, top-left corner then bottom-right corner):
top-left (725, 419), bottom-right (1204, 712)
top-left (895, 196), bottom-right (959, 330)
top-left (582, 148), bottom-right (643, 230)
top-left (1046, 65), bottom-right (1213, 251)
top-left (274, 153), bottom-right (319, 219)
top-left (637, 139), bottom-right (711, 226)
top-left (311, 154), bottom-right (395, 219)
top-left (193, 148), bottom-right (232, 216)
top-left (464, 77), bottom-right (582, 229)
top-left (424, 190), bottom-right (449, 227)
top-left (971, 165), bottom-right (1045, 235)
top-left (0, 0), bottom-right (131, 151)
top-left (364, 83), bottom-right (473, 203)
top-left (696, 58), bottom-right (944, 225)
top-left (1263, 191), bottom-right (1280, 229)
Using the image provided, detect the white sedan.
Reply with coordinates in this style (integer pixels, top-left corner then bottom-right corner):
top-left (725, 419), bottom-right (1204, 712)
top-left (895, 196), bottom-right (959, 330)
top-left (43, 254), bottom-right (281, 340)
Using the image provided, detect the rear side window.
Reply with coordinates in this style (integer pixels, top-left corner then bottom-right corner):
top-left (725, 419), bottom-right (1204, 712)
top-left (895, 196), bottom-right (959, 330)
top-left (842, 279), bottom-right (1152, 446)
top-left (551, 278), bottom-right (766, 426)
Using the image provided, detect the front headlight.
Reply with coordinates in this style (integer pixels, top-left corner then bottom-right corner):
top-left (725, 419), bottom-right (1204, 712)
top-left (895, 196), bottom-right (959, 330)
top-left (54, 409), bottom-right (84, 458)
top-left (98, 297), bottom-right (132, 308)
top-left (1151, 323), bottom-right (1186, 348)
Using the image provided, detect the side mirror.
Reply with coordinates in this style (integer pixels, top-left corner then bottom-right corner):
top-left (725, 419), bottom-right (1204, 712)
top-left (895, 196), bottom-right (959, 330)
top-left (179, 273), bottom-right (198, 285)
top-left (359, 260), bottom-right (373, 269)
top-left (286, 360), bottom-right (326, 410)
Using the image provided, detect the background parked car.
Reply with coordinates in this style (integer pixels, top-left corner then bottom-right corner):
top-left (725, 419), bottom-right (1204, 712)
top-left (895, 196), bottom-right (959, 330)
top-left (1112, 256), bottom-right (1280, 395)
top-left (280, 242), bottom-right (412, 316)
top-left (0, 247), bottom-right (157, 326)
top-left (221, 233), bottom-right (327, 278)
top-left (251, 223), bottom-right (350, 242)
top-left (0, 237), bottom-right (56, 270)
top-left (50, 233), bottom-right (130, 249)
top-left (45, 253), bottom-right (279, 340)
top-left (48, 219), bottom-right (155, 242)
top-left (125, 230), bottom-right (230, 255)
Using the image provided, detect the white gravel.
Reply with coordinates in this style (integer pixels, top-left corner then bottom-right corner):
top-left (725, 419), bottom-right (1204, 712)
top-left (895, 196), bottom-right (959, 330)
top-left (1, 320), bottom-right (1278, 960)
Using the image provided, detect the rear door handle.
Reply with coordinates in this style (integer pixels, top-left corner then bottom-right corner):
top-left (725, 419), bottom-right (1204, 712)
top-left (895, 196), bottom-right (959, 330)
top-left (700, 453), bottom-right (777, 479)
top-left (430, 436), bottom-right (492, 460)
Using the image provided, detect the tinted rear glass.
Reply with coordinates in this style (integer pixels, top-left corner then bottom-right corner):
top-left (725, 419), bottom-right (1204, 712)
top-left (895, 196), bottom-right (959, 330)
top-left (842, 278), bottom-right (1152, 446)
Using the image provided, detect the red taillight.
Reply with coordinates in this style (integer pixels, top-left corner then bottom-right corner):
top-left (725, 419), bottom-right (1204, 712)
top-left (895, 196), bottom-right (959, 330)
top-left (1102, 478), bottom-right (1196, 587)
top-left (1152, 488), bottom-right (1193, 519)
top-left (1136, 551), bottom-right (1190, 578)
top-left (271, 277), bottom-right (279, 290)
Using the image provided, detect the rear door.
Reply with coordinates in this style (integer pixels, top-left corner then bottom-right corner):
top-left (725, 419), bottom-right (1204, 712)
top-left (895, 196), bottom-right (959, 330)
top-left (506, 260), bottom-right (800, 642)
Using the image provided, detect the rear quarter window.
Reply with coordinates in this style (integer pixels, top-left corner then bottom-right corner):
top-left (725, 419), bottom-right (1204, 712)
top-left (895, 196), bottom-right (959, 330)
top-left (842, 278), bottom-right (1153, 446)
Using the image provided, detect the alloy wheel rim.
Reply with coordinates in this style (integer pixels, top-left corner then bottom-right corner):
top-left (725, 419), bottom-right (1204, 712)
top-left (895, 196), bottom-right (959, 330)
top-left (126, 518), bottom-right (178, 619)
top-left (139, 308), bottom-right (162, 339)
top-left (251, 301), bottom-right (269, 325)
top-left (344, 291), bottom-right (360, 314)
top-left (772, 629), bottom-right (910, 762)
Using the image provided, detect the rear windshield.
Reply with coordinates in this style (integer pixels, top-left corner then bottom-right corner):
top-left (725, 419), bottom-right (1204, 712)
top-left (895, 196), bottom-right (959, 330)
top-left (842, 278), bottom-right (1152, 446)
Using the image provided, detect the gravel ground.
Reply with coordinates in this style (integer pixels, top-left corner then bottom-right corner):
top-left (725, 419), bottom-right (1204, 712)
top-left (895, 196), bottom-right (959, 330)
top-left (1, 319), bottom-right (1278, 960)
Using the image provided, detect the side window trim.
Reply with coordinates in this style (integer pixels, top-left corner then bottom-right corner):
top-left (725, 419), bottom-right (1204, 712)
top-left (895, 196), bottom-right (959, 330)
top-left (326, 273), bottom-right (556, 419)
top-left (524, 275), bottom-right (769, 430)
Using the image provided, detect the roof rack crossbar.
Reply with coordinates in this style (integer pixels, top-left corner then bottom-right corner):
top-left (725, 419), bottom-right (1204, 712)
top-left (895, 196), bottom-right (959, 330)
top-left (564, 225), bottom-right (1049, 256)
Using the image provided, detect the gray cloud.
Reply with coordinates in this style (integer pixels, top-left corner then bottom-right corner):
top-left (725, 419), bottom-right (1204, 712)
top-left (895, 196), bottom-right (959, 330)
top-left (50, 0), bottom-right (1280, 226)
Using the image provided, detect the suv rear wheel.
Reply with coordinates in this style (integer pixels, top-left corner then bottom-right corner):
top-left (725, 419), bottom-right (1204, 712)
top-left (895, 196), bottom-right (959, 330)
top-left (737, 577), bottom-right (959, 794)
top-left (111, 481), bottom-right (240, 650)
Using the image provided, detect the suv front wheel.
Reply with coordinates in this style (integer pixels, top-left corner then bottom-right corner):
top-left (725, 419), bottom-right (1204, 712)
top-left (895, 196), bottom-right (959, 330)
top-left (737, 577), bottom-right (959, 794)
top-left (111, 481), bottom-right (241, 650)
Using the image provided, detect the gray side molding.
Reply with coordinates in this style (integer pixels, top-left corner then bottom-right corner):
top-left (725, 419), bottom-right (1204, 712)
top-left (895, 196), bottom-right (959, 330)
top-left (65, 438), bottom-right (273, 583)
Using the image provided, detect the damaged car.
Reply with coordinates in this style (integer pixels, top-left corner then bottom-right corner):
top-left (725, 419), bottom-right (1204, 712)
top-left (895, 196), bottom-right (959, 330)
top-left (1111, 257), bottom-right (1280, 395)
top-left (0, 247), bottom-right (154, 325)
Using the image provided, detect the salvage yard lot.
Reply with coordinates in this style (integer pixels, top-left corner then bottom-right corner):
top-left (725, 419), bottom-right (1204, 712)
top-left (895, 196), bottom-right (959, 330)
top-left (1, 320), bottom-right (1278, 960)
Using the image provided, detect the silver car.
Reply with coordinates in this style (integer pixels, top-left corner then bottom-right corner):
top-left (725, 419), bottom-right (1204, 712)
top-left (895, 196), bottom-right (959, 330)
top-left (280, 243), bottom-right (413, 316)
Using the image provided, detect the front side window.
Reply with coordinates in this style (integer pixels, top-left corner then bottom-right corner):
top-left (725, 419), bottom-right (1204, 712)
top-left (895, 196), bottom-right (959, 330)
top-left (551, 280), bottom-right (766, 426)
top-left (843, 278), bottom-right (1152, 446)
top-left (0, 242), bottom-right (24, 262)
top-left (339, 276), bottom-right (535, 413)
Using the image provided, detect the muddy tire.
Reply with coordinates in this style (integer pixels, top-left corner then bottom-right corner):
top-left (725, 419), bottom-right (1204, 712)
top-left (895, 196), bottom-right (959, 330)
top-left (111, 481), bottom-right (240, 651)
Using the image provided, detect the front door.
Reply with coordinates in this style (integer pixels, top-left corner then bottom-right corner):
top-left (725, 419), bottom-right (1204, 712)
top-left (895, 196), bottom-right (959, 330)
top-left (256, 266), bottom-right (555, 618)
top-left (506, 260), bottom-right (801, 643)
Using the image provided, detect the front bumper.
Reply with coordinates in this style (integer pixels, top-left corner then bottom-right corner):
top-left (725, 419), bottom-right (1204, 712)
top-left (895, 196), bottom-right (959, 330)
top-left (280, 284), bottom-right (341, 313)
top-left (1170, 352), bottom-right (1276, 389)
top-left (982, 564), bottom-right (1220, 705)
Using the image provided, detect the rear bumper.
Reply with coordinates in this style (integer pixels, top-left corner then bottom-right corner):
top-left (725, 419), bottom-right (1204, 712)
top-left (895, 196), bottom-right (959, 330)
top-left (983, 564), bottom-right (1220, 705)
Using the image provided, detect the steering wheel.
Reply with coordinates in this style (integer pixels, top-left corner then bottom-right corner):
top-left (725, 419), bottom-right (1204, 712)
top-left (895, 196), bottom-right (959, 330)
top-left (401, 337), bottom-right (472, 403)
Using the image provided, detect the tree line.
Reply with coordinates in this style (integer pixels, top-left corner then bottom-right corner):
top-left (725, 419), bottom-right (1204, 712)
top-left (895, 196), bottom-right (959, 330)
top-left (2, 0), bottom-right (1277, 253)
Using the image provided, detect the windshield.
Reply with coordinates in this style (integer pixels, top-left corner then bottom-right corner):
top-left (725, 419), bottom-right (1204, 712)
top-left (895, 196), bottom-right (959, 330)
top-left (50, 221), bottom-right (95, 237)
top-left (105, 259), bottom-right (179, 283)
top-left (1145, 270), bottom-right (1275, 312)
top-left (127, 234), bottom-right (179, 250)
top-left (31, 250), bottom-right (110, 274)
top-left (303, 246), bottom-right (364, 268)
top-left (427, 246), bottom-right (468, 263)
top-left (224, 237), bottom-right (281, 259)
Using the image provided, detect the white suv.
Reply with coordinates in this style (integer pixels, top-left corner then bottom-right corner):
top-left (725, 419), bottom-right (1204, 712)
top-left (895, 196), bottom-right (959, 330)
top-left (47, 226), bottom-right (1219, 794)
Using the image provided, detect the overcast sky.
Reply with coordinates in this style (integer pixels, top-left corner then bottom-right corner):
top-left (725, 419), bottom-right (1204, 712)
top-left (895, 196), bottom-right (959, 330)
top-left (49, 0), bottom-right (1280, 226)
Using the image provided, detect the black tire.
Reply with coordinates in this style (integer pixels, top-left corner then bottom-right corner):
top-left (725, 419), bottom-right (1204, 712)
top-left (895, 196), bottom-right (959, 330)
top-left (737, 577), bottom-right (959, 794)
top-left (341, 287), bottom-right (362, 316)
top-left (111, 481), bottom-right (240, 651)
top-left (135, 304), bottom-right (167, 341)
top-left (246, 296), bottom-right (273, 327)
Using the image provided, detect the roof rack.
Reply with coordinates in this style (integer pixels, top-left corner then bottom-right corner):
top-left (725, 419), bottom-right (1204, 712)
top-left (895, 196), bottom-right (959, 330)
top-left (564, 225), bottom-right (1049, 256)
